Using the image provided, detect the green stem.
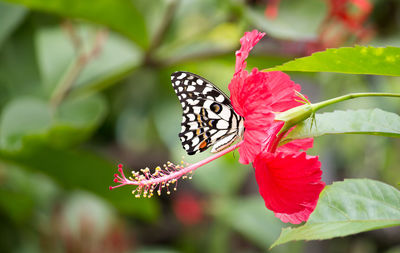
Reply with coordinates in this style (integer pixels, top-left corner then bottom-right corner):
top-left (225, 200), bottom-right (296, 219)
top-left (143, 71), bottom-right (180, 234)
top-left (276, 92), bottom-right (400, 135)
top-left (311, 92), bottom-right (400, 112)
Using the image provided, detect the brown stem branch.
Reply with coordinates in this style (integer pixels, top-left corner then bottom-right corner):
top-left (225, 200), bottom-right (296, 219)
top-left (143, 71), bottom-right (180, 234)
top-left (50, 27), bottom-right (108, 108)
top-left (144, 0), bottom-right (179, 65)
top-left (62, 20), bottom-right (82, 51)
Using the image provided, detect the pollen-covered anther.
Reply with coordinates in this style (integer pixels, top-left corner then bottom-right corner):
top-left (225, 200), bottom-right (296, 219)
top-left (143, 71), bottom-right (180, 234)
top-left (109, 160), bottom-right (194, 197)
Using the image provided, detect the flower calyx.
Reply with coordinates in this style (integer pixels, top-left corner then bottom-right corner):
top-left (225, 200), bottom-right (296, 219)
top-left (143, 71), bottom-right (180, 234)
top-left (274, 93), bottom-right (314, 135)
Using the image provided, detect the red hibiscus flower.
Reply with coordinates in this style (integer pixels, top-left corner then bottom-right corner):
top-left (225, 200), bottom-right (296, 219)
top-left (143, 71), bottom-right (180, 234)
top-left (229, 30), bottom-right (325, 224)
top-left (111, 30), bottom-right (325, 224)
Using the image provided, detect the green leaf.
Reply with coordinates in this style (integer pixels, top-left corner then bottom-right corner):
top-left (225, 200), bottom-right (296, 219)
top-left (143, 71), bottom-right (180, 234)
top-left (0, 97), bottom-right (52, 150)
top-left (191, 154), bottom-right (249, 196)
top-left (0, 95), bottom-right (157, 219)
top-left (215, 196), bottom-right (302, 251)
top-left (216, 196), bottom-right (283, 248)
top-left (49, 94), bottom-right (108, 147)
top-left (0, 2), bottom-right (27, 48)
top-left (284, 109), bottom-right (400, 142)
top-left (0, 22), bottom-right (41, 107)
top-left (74, 31), bottom-right (143, 95)
top-left (35, 25), bottom-right (142, 96)
top-left (0, 164), bottom-right (59, 224)
top-left (0, 142), bottom-right (159, 221)
top-left (56, 94), bottom-right (106, 128)
top-left (267, 46), bottom-right (400, 76)
top-left (2, 0), bottom-right (148, 48)
top-left (271, 179), bottom-right (400, 248)
top-left (0, 95), bottom-right (107, 150)
top-left (0, 167), bottom-right (35, 224)
top-left (156, 22), bottom-right (243, 65)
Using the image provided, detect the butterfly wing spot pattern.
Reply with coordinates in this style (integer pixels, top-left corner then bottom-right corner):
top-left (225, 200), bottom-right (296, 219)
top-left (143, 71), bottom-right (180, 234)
top-left (171, 71), bottom-right (244, 155)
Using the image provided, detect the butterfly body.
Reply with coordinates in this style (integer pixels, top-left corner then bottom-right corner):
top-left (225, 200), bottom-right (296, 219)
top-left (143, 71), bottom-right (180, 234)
top-left (171, 71), bottom-right (244, 155)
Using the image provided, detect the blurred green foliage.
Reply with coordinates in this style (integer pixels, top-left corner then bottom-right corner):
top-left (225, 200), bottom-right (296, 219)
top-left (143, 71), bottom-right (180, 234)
top-left (0, 0), bottom-right (399, 252)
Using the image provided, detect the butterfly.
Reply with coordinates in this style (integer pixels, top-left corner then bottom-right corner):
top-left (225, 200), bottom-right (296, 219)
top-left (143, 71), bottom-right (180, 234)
top-left (171, 71), bottom-right (244, 155)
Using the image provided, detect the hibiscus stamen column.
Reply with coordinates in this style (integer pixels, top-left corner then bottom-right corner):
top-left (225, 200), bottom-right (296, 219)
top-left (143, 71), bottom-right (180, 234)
top-left (110, 142), bottom-right (243, 197)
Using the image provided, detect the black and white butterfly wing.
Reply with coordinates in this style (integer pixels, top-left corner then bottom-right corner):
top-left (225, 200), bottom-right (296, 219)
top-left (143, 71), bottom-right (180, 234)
top-left (171, 71), bottom-right (244, 155)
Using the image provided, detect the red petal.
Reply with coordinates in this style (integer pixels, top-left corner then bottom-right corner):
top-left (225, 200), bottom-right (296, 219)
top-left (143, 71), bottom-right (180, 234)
top-left (228, 70), bottom-right (249, 117)
top-left (254, 152), bottom-right (325, 224)
top-left (278, 138), bottom-right (314, 153)
top-left (229, 30), bottom-right (309, 165)
top-left (231, 72), bottom-right (305, 163)
top-left (229, 69), bottom-right (269, 117)
top-left (235, 30), bottom-right (265, 74)
top-left (238, 115), bottom-right (280, 164)
top-left (278, 125), bottom-right (314, 153)
top-left (266, 71), bottom-right (302, 112)
top-left (230, 70), bottom-right (302, 118)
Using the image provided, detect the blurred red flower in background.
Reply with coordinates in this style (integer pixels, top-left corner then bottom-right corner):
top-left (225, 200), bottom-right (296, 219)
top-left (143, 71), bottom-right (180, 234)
top-left (327, 0), bottom-right (372, 31)
top-left (265, 0), bottom-right (281, 19)
top-left (309, 0), bottom-right (374, 53)
top-left (173, 193), bottom-right (204, 226)
top-left (265, 0), bottom-right (374, 53)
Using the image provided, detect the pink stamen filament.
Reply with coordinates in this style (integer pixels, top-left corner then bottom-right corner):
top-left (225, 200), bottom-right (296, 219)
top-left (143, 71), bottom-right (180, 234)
top-left (110, 141), bottom-right (243, 193)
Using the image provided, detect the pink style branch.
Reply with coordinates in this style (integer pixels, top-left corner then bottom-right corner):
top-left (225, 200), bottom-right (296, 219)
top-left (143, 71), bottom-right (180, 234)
top-left (110, 30), bottom-right (400, 225)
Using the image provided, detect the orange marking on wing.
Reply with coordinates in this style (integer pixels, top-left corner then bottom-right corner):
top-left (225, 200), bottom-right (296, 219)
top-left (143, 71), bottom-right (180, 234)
top-left (212, 104), bottom-right (220, 113)
top-left (199, 140), bottom-right (207, 149)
